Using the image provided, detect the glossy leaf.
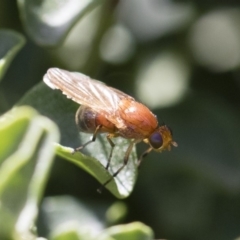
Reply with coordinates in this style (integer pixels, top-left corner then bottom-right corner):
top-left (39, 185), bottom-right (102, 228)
top-left (0, 29), bottom-right (25, 81)
top-left (99, 222), bottom-right (154, 240)
top-left (42, 196), bottom-right (153, 240)
top-left (42, 196), bottom-right (104, 240)
top-left (17, 0), bottom-right (104, 46)
top-left (0, 106), bottom-right (60, 240)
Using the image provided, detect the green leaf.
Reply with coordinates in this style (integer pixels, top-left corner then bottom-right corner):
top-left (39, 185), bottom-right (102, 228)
top-left (99, 222), bottom-right (154, 240)
top-left (41, 196), bottom-right (153, 240)
top-left (42, 196), bottom-right (104, 240)
top-left (0, 106), bottom-right (60, 240)
top-left (0, 29), bottom-right (25, 81)
top-left (105, 201), bottom-right (128, 225)
top-left (17, 0), bottom-right (104, 46)
top-left (51, 228), bottom-right (84, 240)
top-left (18, 82), bottom-right (138, 198)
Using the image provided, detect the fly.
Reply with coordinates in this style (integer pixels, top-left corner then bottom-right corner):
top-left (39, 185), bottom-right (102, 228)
top-left (43, 68), bottom-right (178, 192)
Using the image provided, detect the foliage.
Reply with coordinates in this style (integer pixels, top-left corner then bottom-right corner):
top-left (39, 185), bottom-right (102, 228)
top-left (1, 0), bottom-right (240, 240)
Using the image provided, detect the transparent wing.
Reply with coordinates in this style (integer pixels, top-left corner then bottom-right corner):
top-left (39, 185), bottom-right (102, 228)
top-left (43, 68), bottom-right (134, 126)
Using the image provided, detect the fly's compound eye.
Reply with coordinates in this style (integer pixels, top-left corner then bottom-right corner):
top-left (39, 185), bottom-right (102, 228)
top-left (149, 132), bottom-right (163, 149)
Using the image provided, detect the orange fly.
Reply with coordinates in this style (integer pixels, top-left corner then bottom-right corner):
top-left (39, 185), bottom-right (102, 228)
top-left (43, 68), bottom-right (178, 192)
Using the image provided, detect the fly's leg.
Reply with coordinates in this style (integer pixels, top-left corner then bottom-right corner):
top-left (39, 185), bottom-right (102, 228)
top-left (72, 125), bottom-right (102, 154)
top-left (97, 141), bottom-right (135, 193)
top-left (105, 135), bottom-right (115, 170)
top-left (137, 147), bottom-right (152, 168)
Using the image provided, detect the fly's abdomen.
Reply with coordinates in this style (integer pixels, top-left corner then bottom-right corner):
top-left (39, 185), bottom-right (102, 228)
top-left (75, 106), bottom-right (97, 133)
top-left (75, 105), bottom-right (116, 133)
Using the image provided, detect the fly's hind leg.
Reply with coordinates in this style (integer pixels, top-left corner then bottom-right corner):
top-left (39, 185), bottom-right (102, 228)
top-left (105, 135), bottom-right (115, 170)
top-left (72, 125), bottom-right (102, 154)
top-left (97, 140), bottom-right (135, 193)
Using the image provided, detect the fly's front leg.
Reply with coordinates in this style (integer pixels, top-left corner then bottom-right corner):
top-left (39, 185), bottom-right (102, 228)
top-left (97, 140), bottom-right (136, 193)
top-left (137, 147), bottom-right (152, 168)
top-left (72, 125), bottom-right (102, 154)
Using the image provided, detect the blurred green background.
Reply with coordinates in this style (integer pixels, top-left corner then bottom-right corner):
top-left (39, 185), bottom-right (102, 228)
top-left (1, 0), bottom-right (240, 239)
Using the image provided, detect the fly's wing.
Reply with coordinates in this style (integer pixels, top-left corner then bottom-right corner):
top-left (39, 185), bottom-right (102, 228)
top-left (43, 68), bottom-right (134, 127)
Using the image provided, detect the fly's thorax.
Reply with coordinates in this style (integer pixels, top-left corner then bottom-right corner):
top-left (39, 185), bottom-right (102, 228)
top-left (75, 105), bottom-right (116, 133)
top-left (118, 99), bottom-right (158, 139)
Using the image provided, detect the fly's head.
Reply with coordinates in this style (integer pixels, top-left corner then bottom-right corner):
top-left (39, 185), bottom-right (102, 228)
top-left (146, 125), bottom-right (178, 152)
